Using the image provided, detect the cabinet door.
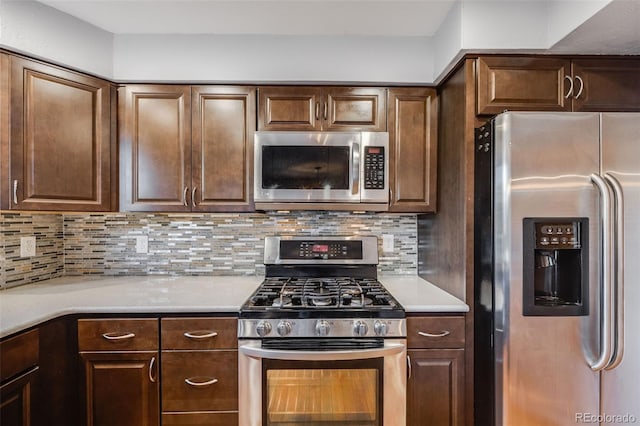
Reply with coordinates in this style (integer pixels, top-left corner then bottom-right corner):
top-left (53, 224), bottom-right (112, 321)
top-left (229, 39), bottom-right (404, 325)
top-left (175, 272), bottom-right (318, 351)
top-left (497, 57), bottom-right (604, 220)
top-left (571, 59), bottom-right (640, 111)
top-left (388, 88), bottom-right (438, 213)
top-left (1, 53), bottom-right (9, 211)
top-left (119, 85), bottom-right (191, 211)
top-left (192, 86), bottom-right (255, 211)
top-left (81, 351), bottom-right (159, 426)
top-left (0, 367), bottom-right (38, 426)
top-left (407, 349), bottom-right (464, 426)
top-left (476, 57), bottom-right (572, 115)
top-left (258, 87), bottom-right (321, 131)
top-left (8, 56), bottom-right (113, 211)
top-left (324, 87), bottom-right (386, 131)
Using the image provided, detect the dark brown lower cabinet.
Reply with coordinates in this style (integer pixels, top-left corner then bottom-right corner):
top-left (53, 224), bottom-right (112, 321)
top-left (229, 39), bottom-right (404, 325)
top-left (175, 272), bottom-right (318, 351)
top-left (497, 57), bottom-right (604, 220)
top-left (161, 317), bottom-right (239, 424)
top-left (0, 328), bottom-right (39, 426)
top-left (406, 315), bottom-right (466, 426)
top-left (0, 367), bottom-right (38, 426)
top-left (162, 412), bottom-right (239, 425)
top-left (407, 349), bottom-right (465, 426)
top-left (80, 352), bottom-right (159, 426)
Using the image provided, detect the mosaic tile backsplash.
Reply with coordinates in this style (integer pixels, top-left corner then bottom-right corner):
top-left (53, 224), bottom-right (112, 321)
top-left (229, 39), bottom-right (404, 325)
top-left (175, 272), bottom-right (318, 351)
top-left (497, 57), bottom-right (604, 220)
top-left (1, 213), bottom-right (65, 288)
top-left (1, 212), bottom-right (417, 289)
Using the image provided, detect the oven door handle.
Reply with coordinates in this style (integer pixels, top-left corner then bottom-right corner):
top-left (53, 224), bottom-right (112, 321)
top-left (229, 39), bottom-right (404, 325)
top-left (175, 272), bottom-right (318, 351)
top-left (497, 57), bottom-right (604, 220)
top-left (239, 342), bottom-right (405, 361)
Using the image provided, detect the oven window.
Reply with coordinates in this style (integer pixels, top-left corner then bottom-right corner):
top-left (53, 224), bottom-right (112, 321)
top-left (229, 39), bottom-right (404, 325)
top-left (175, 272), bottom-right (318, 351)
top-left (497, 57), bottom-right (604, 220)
top-left (262, 146), bottom-right (350, 190)
top-left (264, 359), bottom-right (382, 426)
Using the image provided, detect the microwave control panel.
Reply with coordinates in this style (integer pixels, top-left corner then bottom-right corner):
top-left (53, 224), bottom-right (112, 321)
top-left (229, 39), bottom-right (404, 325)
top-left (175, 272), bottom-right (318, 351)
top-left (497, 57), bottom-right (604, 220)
top-left (364, 146), bottom-right (385, 189)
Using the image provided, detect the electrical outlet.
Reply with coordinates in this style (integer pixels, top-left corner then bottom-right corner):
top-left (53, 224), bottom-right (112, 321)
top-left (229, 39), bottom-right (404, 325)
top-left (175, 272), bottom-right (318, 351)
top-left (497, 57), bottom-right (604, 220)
top-left (135, 235), bottom-right (149, 254)
top-left (20, 236), bottom-right (36, 257)
top-left (382, 234), bottom-right (394, 253)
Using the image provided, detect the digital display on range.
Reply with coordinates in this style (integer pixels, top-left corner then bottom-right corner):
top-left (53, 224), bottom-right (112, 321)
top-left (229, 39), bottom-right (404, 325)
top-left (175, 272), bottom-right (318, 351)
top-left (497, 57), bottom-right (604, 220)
top-left (312, 244), bottom-right (329, 253)
top-left (279, 240), bottom-right (363, 260)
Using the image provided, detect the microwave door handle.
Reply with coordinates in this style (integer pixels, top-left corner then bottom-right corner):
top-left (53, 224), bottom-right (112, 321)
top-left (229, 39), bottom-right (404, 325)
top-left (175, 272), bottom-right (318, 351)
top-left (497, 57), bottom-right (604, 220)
top-left (352, 142), bottom-right (360, 195)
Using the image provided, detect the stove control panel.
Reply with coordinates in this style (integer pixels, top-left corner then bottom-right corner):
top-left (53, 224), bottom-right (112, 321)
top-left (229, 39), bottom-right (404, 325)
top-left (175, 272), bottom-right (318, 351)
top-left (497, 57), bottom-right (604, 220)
top-left (280, 240), bottom-right (364, 260)
top-left (263, 236), bottom-right (379, 265)
top-left (238, 318), bottom-right (406, 339)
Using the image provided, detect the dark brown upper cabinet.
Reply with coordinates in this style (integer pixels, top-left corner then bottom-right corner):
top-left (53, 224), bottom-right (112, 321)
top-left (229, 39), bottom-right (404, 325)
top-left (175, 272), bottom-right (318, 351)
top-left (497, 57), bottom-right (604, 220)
top-left (571, 58), bottom-right (640, 111)
top-left (476, 56), bottom-right (640, 115)
top-left (258, 86), bottom-right (386, 131)
top-left (119, 85), bottom-right (255, 212)
top-left (476, 56), bottom-right (572, 115)
top-left (387, 88), bottom-right (438, 213)
top-left (2, 55), bottom-right (114, 211)
top-left (191, 86), bottom-right (255, 212)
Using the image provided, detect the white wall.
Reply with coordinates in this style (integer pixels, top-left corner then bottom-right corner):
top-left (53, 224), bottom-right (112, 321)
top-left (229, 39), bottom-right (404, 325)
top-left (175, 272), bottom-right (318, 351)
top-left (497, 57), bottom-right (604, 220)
top-left (0, 0), bottom-right (621, 83)
top-left (433, 1), bottom-right (464, 80)
top-left (546, 0), bottom-right (611, 46)
top-left (113, 34), bottom-right (434, 83)
top-left (0, 0), bottom-right (113, 78)
top-left (460, 1), bottom-right (549, 50)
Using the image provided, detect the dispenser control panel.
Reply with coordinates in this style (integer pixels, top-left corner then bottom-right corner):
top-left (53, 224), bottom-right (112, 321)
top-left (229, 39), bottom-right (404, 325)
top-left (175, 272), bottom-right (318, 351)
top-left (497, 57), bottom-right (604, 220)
top-left (535, 222), bottom-right (581, 249)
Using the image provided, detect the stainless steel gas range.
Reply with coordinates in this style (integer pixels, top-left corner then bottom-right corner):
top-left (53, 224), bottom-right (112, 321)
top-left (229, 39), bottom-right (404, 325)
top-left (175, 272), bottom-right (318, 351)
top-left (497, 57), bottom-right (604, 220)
top-left (238, 236), bottom-right (407, 426)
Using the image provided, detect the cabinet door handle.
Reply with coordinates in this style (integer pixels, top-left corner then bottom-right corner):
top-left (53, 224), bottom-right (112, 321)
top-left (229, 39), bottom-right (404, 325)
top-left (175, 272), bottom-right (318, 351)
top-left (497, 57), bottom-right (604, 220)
top-left (574, 75), bottom-right (584, 99)
top-left (407, 354), bottom-right (412, 379)
top-left (315, 102), bottom-right (320, 120)
top-left (323, 101), bottom-right (328, 121)
top-left (13, 180), bottom-right (18, 205)
top-left (149, 356), bottom-right (156, 383)
top-left (418, 330), bottom-right (450, 338)
top-left (184, 330), bottom-right (218, 339)
top-left (102, 332), bottom-right (136, 340)
top-left (183, 187), bottom-right (189, 207)
top-left (185, 377), bottom-right (218, 387)
top-left (564, 75), bottom-right (574, 99)
top-left (192, 187), bottom-right (197, 207)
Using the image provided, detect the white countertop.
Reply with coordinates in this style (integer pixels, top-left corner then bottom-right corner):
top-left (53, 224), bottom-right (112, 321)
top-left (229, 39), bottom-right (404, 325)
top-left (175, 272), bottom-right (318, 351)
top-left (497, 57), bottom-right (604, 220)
top-left (0, 275), bottom-right (468, 339)
top-left (380, 275), bottom-right (469, 314)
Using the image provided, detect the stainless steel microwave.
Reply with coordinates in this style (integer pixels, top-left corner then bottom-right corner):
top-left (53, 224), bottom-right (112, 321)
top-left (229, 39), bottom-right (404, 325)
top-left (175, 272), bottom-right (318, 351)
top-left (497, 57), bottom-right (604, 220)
top-left (254, 131), bottom-right (389, 210)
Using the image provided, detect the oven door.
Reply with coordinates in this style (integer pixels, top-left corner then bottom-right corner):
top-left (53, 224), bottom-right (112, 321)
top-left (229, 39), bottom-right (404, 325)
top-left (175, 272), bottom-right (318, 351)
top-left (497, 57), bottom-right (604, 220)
top-left (238, 339), bottom-right (406, 426)
top-left (254, 131), bottom-right (361, 203)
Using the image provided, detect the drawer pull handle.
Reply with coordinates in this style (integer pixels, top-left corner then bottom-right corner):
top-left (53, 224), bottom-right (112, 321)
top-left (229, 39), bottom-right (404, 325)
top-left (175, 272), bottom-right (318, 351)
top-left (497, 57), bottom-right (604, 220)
top-left (102, 332), bottom-right (136, 340)
top-left (184, 331), bottom-right (218, 339)
top-left (149, 356), bottom-right (156, 383)
top-left (185, 377), bottom-right (218, 387)
top-left (418, 330), bottom-right (450, 338)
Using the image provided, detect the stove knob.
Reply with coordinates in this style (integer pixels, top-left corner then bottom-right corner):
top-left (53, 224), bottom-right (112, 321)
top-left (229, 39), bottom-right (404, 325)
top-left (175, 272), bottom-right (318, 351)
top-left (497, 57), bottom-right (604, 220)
top-left (255, 321), bottom-right (272, 337)
top-left (276, 321), bottom-right (292, 337)
top-left (315, 320), bottom-right (331, 337)
top-left (374, 321), bottom-right (388, 337)
top-left (353, 320), bottom-right (369, 337)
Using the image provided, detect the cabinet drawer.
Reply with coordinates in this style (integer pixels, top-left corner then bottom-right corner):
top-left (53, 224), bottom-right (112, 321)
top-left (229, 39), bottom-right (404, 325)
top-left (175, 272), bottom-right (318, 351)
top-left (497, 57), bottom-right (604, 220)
top-left (161, 317), bottom-right (237, 350)
top-left (162, 411), bottom-right (238, 425)
top-left (162, 350), bottom-right (238, 411)
top-left (78, 318), bottom-right (158, 351)
top-left (0, 329), bottom-right (39, 381)
top-left (407, 316), bottom-right (465, 349)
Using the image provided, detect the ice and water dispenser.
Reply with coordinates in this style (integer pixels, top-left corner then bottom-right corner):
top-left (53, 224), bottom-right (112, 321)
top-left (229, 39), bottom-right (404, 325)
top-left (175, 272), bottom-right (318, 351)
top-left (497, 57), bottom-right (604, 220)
top-left (523, 218), bottom-right (589, 316)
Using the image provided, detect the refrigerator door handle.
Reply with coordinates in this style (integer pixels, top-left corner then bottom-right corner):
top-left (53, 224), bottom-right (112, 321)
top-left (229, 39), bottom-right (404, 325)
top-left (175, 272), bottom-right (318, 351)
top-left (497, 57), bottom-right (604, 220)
top-left (590, 173), bottom-right (615, 371)
top-left (604, 173), bottom-right (625, 370)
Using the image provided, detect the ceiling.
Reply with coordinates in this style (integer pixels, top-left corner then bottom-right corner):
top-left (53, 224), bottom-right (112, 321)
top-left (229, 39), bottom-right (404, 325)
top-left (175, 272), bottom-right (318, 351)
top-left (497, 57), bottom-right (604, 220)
top-left (36, 0), bottom-right (458, 37)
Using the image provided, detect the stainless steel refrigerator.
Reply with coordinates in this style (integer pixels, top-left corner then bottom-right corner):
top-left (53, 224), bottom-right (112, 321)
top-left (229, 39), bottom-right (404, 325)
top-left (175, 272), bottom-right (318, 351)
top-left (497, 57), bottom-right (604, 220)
top-left (474, 112), bottom-right (640, 426)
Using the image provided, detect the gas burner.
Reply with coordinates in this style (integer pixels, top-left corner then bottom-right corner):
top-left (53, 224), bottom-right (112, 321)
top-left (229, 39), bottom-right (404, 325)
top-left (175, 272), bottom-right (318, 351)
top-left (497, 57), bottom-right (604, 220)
top-left (351, 297), bottom-right (373, 308)
top-left (272, 297), bottom-right (292, 308)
